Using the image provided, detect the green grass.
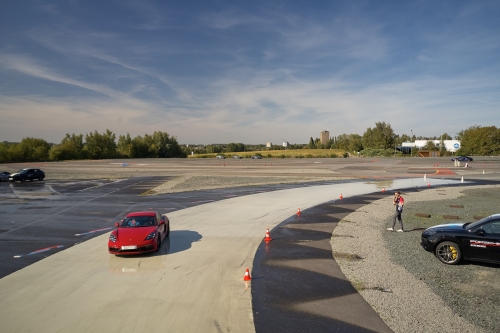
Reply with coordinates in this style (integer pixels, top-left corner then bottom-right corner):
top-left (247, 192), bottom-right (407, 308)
top-left (400, 187), bottom-right (500, 231)
top-left (188, 149), bottom-right (346, 158)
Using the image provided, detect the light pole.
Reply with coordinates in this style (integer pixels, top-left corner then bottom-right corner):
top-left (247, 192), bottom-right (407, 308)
top-left (411, 130), bottom-right (413, 157)
top-left (394, 135), bottom-right (397, 157)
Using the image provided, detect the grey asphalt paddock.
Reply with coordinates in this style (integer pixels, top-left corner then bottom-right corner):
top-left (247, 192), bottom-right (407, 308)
top-left (0, 177), bottom-right (462, 333)
top-left (1, 157), bottom-right (499, 332)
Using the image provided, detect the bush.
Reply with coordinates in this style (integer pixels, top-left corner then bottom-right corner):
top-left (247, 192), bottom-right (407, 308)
top-left (360, 148), bottom-right (397, 157)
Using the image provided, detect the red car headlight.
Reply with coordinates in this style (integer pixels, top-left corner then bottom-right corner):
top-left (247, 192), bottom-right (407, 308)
top-left (144, 231), bottom-right (156, 241)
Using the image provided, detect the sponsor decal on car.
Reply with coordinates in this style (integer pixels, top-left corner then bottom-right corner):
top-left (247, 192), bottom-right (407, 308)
top-left (470, 240), bottom-right (500, 248)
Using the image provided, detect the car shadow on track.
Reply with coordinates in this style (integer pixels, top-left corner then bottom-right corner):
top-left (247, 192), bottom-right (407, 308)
top-left (158, 230), bottom-right (202, 256)
top-left (112, 230), bottom-right (202, 261)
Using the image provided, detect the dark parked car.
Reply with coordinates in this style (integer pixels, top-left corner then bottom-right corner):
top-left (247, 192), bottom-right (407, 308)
top-left (9, 168), bottom-right (45, 182)
top-left (421, 214), bottom-right (500, 265)
top-left (0, 171), bottom-right (10, 182)
top-left (451, 156), bottom-right (473, 162)
top-left (232, 155), bottom-right (242, 159)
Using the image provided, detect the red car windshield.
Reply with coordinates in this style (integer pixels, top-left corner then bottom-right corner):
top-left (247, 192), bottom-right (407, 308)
top-left (120, 216), bottom-right (156, 227)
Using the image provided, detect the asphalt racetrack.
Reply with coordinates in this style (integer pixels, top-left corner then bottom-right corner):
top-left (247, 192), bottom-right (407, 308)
top-left (1, 157), bottom-right (499, 332)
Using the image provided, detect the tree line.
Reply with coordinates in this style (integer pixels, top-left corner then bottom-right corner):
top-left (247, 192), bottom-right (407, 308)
top-left (0, 130), bottom-right (185, 163)
top-left (309, 122), bottom-right (400, 154)
top-left (191, 142), bottom-right (303, 154)
top-left (456, 126), bottom-right (500, 156)
top-left (307, 122), bottom-right (499, 157)
top-left (200, 125), bottom-right (499, 157)
top-left (1, 124), bottom-right (498, 163)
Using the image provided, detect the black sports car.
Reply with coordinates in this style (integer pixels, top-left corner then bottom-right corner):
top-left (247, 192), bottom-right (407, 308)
top-left (8, 168), bottom-right (45, 182)
top-left (421, 214), bottom-right (500, 265)
top-left (450, 156), bottom-right (473, 162)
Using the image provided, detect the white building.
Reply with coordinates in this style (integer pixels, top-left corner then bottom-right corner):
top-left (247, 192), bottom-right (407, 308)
top-left (266, 142), bottom-right (272, 148)
top-left (402, 140), bottom-right (461, 153)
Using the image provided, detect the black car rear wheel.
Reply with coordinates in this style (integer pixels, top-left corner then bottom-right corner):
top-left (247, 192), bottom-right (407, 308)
top-left (435, 241), bottom-right (462, 265)
top-left (39, 176), bottom-right (44, 181)
top-left (20, 177), bottom-right (26, 183)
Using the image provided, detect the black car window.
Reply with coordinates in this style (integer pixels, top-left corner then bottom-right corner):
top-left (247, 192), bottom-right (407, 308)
top-left (465, 216), bottom-right (493, 230)
top-left (19, 170), bottom-right (27, 174)
top-left (480, 221), bottom-right (500, 235)
top-left (121, 216), bottom-right (156, 227)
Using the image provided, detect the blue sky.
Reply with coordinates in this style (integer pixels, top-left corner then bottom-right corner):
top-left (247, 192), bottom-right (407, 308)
top-left (1, 1), bottom-right (499, 144)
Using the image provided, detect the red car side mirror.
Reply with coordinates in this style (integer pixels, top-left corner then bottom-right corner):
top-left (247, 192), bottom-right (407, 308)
top-left (115, 222), bottom-right (120, 227)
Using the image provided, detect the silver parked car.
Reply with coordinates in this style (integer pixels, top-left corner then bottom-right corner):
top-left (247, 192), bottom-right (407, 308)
top-left (215, 155), bottom-right (225, 159)
top-left (0, 171), bottom-right (11, 182)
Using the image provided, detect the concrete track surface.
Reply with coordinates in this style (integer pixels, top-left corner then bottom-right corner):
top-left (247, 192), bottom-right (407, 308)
top-left (0, 179), bottom-right (460, 333)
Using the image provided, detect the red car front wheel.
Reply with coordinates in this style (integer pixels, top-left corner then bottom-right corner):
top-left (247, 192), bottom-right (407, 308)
top-left (156, 236), bottom-right (161, 251)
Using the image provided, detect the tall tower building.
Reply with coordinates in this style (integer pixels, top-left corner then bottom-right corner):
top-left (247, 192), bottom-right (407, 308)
top-left (320, 130), bottom-right (330, 144)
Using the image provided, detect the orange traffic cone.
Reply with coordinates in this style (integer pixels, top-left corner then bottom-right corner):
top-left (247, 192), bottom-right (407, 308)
top-left (382, 188), bottom-right (386, 193)
top-left (427, 182), bottom-right (431, 187)
top-left (340, 193), bottom-right (343, 199)
top-left (243, 268), bottom-right (252, 281)
top-left (297, 208), bottom-right (301, 215)
top-left (264, 228), bottom-right (272, 242)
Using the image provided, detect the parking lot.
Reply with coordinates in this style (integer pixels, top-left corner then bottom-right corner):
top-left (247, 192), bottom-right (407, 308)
top-left (0, 157), bottom-right (499, 332)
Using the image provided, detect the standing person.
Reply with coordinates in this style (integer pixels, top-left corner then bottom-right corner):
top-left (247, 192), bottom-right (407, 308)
top-left (387, 191), bottom-right (404, 232)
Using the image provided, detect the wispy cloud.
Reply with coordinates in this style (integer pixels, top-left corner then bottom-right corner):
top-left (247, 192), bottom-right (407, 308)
top-left (0, 54), bottom-right (121, 99)
top-left (202, 10), bottom-right (268, 29)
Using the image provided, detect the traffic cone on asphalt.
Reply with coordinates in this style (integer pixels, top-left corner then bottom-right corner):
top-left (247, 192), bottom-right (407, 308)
top-left (382, 188), bottom-right (386, 193)
top-left (297, 208), bottom-right (301, 215)
top-left (340, 193), bottom-right (343, 199)
top-left (243, 268), bottom-right (252, 281)
top-left (427, 182), bottom-right (431, 187)
top-left (264, 228), bottom-right (272, 242)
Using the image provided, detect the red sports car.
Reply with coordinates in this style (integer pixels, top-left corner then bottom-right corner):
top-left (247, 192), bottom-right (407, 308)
top-left (108, 211), bottom-right (170, 255)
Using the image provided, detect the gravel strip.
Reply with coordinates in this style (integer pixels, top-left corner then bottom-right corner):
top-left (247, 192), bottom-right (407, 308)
top-left (145, 175), bottom-right (347, 194)
top-left (331, 185), bottom-right (500, 333)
